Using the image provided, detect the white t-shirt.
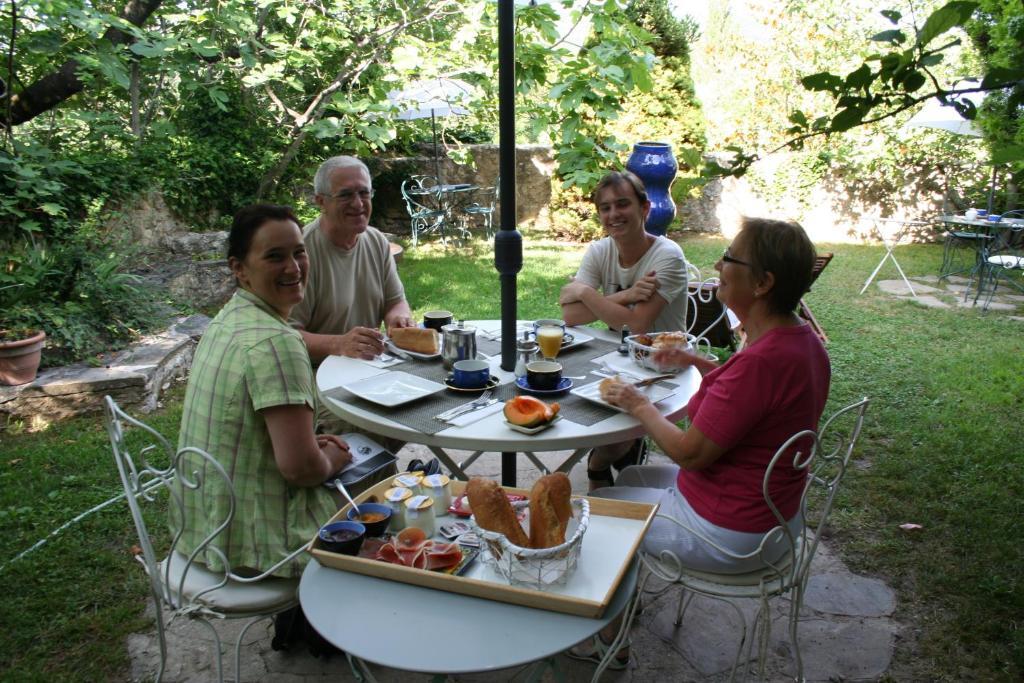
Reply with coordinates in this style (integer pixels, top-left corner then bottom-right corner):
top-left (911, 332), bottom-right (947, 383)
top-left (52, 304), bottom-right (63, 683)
top-left (289, 220), bottom-right (405, 336)
top-left (574, 236), bottom-right (688, 333)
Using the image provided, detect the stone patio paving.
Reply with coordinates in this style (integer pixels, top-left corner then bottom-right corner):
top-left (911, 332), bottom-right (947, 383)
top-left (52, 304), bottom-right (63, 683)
top-left (872, 275), bottom-right (1024, 319)
top-left (127, 448), bottom-right (898, 682)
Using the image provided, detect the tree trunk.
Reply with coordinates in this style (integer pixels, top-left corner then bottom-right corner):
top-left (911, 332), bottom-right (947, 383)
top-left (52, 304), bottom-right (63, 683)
top-left (3, 0), bottom-right (163, 126)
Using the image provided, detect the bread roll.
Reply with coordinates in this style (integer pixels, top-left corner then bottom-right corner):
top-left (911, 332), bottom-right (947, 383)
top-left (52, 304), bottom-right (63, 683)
top-left (652, 331), bottom-right (688, 350)
top-left (599, 375), bottom-right (626, 402)
top-left (466, 478), bottom-right (530, 547)
top-left (388, 327), bottom-right (439, 354)
top-left (528, 472), bottom-right (573, 549)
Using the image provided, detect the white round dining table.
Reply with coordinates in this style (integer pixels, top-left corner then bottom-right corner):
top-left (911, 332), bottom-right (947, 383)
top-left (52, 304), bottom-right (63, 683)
top-left (316, 321), bottom-right (701, 486)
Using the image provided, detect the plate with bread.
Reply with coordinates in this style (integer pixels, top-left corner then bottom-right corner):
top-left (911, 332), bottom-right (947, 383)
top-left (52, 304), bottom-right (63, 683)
top-left (387, 327), bottom-right (441, 360)
top-left (570, 375), bottom-right (675, 413)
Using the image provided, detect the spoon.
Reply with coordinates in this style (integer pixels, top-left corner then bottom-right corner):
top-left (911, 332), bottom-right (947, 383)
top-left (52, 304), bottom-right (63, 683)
top-left (332, 478), bottom-right (361, 517)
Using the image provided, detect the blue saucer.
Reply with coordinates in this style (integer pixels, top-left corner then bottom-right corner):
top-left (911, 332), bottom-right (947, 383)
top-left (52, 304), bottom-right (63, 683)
top-left (515, 376), bottom-right (572, 395)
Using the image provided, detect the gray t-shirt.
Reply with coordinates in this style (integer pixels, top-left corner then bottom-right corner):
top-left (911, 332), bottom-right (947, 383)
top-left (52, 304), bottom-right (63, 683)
top-left (290, 220), bottom-right (405, 335)
top-left (574, 236), bottom-right (688, 332)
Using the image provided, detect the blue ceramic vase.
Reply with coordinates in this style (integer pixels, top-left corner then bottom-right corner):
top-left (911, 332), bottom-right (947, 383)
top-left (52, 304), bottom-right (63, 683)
top-left (625, 142), bottom-right (677, 236)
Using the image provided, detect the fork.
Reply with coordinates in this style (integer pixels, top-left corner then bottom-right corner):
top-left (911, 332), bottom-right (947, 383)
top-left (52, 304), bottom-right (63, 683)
top-left (436, 390), bottom-right (493, 421)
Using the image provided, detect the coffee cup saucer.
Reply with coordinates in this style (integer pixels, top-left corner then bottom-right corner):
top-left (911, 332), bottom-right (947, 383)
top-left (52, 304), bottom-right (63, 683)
top-left (444, 375), bottom-right (500, 392)
top-left (515, 376), bottom-right (572, 395)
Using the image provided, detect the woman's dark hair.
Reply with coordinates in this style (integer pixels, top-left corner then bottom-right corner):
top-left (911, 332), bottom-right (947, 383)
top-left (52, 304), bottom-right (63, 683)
top-left (590, 170), bottom-right (648, 206)
top-left (740, 217), bottom-right (817, 314)
top-left (227, 204), bottom-right (300, 261)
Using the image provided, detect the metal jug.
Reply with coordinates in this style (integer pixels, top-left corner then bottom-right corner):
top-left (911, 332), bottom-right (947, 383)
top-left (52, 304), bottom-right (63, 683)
top-left (441, 320), bottom-right (477, 369)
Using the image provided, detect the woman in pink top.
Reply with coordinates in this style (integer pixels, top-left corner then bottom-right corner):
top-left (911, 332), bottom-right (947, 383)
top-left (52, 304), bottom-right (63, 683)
top-left (568, 217), bottom-right (830, 670)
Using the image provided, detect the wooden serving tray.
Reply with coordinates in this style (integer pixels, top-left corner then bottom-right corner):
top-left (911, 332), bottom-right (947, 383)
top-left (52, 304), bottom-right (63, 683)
top-left (308, 478), bottom-right (657, 618)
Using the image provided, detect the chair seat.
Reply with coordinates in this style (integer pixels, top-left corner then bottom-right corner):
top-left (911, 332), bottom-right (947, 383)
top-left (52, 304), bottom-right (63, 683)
top-left (988, 254), bottom-right (1024, 269)
top-left (646, 537), bottom-right (800, 599)
top-left (161, 551), bottom-right (299, 614)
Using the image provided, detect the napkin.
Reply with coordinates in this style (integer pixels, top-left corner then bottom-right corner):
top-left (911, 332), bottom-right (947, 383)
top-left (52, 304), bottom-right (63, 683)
top-left (444, 401), bottom-right (504, 427)
top-left (590, 351), bottom-right (666, 380)
top-left (360, 354), bottom-right (404, 369)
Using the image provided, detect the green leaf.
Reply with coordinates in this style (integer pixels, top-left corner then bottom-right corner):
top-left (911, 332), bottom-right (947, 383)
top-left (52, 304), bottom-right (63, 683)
top-left (903, 71), bottom-right (927, 92)
top-left (831, 106), bottom-right (865, 132)
top-left (917, 1), bottom-right (978, 48)
top-left (880, 9), bottom-right (902, 23)
top-left (630, 63), bottom-right (653, 92)
top-left (844, 64), bottom-right (874, 89)
top-left (39, 203), bottom-right (64, 216)
top-left (801, 72), bottom-right (843, 92)
top-left (981, 67), bottom-right (1024, 89)
top-left (871, 29), bottom-right (906, 45)
top-left (788, 110), bottom-right (808, 127)
top-left (990, 146), bottom-right (1024, 165)
top-left (920, 53), bottom-right (945, 66)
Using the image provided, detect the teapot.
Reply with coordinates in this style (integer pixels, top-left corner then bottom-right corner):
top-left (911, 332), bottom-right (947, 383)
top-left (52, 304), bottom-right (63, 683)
top-left (441, 321), bottom-right (477, 369)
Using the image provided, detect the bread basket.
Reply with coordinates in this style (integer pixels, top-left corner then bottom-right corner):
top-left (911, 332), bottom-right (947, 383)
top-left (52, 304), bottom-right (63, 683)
top-left (625, 332), bottom-right (695, 372)
top-left (471, 498), bottom-right (590, 589)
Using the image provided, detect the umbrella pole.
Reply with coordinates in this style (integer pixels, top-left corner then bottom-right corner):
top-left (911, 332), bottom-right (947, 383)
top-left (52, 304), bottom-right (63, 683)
top-left (496, 0), bottom-right (522, 487)
top-left (987, 164), bottom-right (997, 214)
top-left (432, 110), bottom-right (441, 183)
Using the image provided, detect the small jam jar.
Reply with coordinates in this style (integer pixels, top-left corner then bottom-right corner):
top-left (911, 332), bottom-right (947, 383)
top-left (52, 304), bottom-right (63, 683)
top-left (404, 495), bottom-right (436, 536)
top-left (421, 474), bottom-right (452, 516)
top-left (391, 473), bottom-right (423, 493)
top-left (384, 486), bottom-right (413, 531)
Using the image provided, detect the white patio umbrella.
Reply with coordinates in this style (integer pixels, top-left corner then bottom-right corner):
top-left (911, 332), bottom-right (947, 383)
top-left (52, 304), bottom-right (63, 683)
top-left (387, 77), bottom-right (475, 182)
top-left (905, 85), bottom-right (998, 211)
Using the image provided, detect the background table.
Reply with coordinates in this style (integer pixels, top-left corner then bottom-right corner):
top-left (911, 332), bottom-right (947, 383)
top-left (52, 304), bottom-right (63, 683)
top-left (317, 321), bottom-right (701, 486)
top-left (299, 556), bottom-right (639, 679)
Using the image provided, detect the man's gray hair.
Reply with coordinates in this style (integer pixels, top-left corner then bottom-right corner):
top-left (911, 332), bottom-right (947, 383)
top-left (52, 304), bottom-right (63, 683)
top-left (313, 156), bottom-right (371, 195)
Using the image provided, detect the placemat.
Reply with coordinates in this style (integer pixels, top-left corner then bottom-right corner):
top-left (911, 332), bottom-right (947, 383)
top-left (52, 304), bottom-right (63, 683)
top-left (335, 336), bottom-right (673, 435)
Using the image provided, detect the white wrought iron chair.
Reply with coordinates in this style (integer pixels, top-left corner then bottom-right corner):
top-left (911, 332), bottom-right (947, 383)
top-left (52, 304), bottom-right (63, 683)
top-left (104, 396), bottom-right (305, 683)
top-left (683, 262), bottom-right (735, 353)
top-left (461, 176), bottom-right (498, 239)
top-left (619, 397), bottom-right (870, 682)
top-left (973, 210), bottom-right (1024, 310)
top-left (400, 174), bottom-right (446, 247)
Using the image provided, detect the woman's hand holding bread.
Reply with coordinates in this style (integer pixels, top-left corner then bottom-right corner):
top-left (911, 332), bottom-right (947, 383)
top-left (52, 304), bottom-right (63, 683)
top-left (599, 376), bottom-right (650, 415)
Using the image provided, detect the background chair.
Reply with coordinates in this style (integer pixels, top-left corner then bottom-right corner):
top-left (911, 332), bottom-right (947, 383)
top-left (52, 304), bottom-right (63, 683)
top-left (621, 397), bottom-right (870, 682)
top-left (973, 210), bottom-right (1024, 310)
top-left (400, 175), bottom-right (446, 247)
top-left (683, 262), bottom-right (735, 352)
top-left (798, 252), bottom-right (833, 343)
top-left (461, 176), bottom-right (498, 239)
top-left (104, 396), bottom-right (304, 683)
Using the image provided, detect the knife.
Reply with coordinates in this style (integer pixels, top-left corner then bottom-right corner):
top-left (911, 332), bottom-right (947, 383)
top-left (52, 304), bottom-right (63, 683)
top-left (442, 398), bottom-right (498, 422)
top-left (632, 373), bottom-right (677, 388)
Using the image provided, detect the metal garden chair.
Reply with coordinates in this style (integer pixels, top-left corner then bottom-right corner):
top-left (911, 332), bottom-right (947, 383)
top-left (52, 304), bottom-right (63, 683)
top-left (973, 210), bottom-right (1024, 310)
top-left (461, 176), bottom-right (498, 239)
top-left (683, 261), bottom-right (735, 353)
top-left (400, 175), bottom-right (446, 247)
top-left (104, 396), bottom-right (305, 683)
top-left (611, 397), bottom-right (870, 682)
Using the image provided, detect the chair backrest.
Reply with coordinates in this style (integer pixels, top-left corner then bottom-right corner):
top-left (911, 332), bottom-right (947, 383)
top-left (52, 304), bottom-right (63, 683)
top-left (759, 397), bottom-right (870, 585)
top-left (683, 261), bottom-right (733, 351)
top-left (104, 396), bottom-right (241, 611)
top-left (809, 252), bottom-right (834, 288)
top-left (400, 175), bottom-right (443, 216)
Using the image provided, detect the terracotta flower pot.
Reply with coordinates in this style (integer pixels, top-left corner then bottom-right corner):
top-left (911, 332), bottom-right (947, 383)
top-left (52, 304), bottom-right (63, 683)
top-left (0, 330), bottom-right (46, 386)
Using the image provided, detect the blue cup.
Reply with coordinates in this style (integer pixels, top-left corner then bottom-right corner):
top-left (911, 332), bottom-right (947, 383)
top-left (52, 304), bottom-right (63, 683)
top-left (452, 359), bottom-right (490, 389)
top-left (987, 214), bottom-right (1002, 222)
top-left (976, 209), bottom-right (988, 218)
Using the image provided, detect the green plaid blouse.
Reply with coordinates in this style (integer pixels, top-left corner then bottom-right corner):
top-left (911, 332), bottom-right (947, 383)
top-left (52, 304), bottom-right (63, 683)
top-left (176, 289), bottom-right (338, 577)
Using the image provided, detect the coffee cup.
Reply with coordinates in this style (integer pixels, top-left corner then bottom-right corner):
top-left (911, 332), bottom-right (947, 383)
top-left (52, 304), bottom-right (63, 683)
top-left (976, 209), bottom-right (989, 218)
top-left (451, 359), bottom-right (490, 389)
top-left (423, 310), bottom-right (454, 331)
top-left (526, 360), bottom-right (562, 391)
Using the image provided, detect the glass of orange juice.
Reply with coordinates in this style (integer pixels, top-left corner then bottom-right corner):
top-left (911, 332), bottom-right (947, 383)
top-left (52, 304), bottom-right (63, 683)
top-left (536, 325), bottom-right (564, 361)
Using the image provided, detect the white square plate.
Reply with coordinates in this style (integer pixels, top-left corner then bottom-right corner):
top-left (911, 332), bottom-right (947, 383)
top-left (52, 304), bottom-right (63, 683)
top-left (342, 371), bottom-right (446, 407)
top-left (570, 379), bottom-right (676, 413)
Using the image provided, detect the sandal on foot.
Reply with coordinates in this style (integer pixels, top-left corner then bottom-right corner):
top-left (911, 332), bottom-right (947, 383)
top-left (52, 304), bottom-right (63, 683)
top-left (566, 634), bottom-right (630, 670)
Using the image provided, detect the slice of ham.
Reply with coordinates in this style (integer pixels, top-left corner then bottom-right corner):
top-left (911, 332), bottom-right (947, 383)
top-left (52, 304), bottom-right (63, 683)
top-left (373, 534), bottom-right (462, 571)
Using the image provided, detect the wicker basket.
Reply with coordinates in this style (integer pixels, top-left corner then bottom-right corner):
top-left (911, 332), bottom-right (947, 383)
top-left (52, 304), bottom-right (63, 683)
top-left (472, 498), bottom-right (590, 589)
top-left (625, 332), bottom-right (694, 372)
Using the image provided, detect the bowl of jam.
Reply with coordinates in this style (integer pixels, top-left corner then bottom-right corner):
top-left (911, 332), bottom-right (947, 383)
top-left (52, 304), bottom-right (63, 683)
top-left (318, 520), bottom-right (367, 555)
top-left (345, 503), bottom-right (393, 537)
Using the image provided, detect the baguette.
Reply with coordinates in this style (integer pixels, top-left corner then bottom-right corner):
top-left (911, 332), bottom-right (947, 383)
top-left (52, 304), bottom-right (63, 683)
top-left (528, 472), bottom-right (573, 549)
top-left (388, 327), bottom-right (439, 354)
top-left (465, 478), bottom-right (530, 548)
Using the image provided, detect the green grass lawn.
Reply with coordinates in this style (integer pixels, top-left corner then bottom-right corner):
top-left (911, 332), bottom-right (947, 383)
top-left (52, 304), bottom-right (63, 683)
top-left (1, 232), bottom-right (1022, 680)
